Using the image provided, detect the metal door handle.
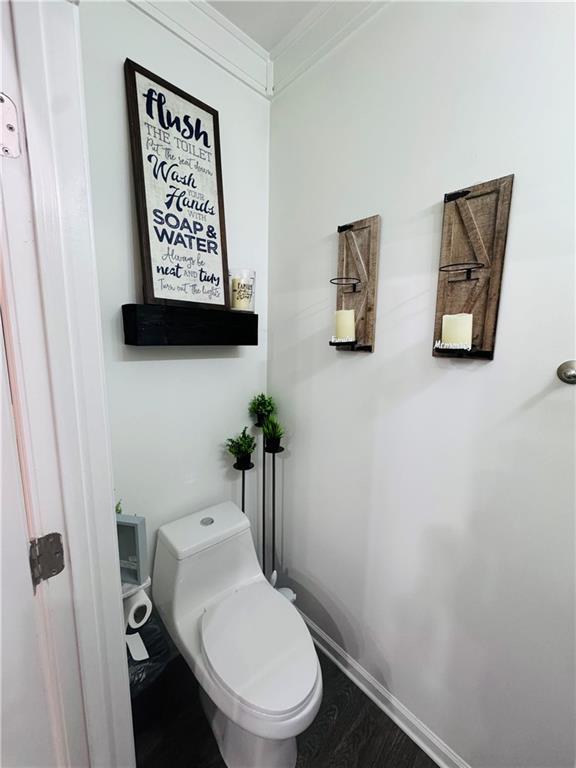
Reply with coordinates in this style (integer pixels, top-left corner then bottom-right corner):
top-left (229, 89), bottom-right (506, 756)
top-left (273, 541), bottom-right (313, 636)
top-left (557, 361), bottom-right (576, 384)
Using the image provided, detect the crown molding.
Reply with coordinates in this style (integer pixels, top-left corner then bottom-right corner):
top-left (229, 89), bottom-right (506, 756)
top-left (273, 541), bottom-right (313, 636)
top-left (124, 0), bottom-right (386, 102)
top-left (192, 1), bottom-right (270, 61)
top-left (271, 2), bottom-right (386, 97)
top-left (126, 0), bottom-right (270, 97)
top-left (269, 2), bottom-right (335, 61)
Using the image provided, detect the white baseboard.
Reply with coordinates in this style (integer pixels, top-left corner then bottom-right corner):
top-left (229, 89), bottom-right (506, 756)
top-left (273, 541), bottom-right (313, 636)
top-left (302, 613), bottom-right (471, 768)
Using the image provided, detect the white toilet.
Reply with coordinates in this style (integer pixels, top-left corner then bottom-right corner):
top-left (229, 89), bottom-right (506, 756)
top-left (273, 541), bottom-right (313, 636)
top-left (152, 501), bottom-right (322, 768)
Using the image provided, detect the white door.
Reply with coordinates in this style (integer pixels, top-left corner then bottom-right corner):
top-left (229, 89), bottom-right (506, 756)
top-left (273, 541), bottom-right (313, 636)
top-left (1, 2), bottom-right (91, 759)
top-left (0, 1), bottom-right (72, 761)
top-left (1, 0), bottom-right (135, 762)
top-left (1, 315), bottom-right (65, 768)
top-left (1, 2), bottom-right (112, 764)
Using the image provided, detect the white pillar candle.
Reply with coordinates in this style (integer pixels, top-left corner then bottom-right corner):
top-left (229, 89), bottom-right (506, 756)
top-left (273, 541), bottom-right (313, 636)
top-left (335, 309), bottom-right (356, 340)
top-left (441, 313), bottom-right (473, 348)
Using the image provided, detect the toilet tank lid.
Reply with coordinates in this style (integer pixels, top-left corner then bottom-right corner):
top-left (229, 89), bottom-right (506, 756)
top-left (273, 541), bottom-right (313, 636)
top-left (157, 502), bottom-right (250, 560)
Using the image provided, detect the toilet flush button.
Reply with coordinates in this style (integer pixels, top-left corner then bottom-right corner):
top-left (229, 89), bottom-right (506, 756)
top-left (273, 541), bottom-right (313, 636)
top-left (200, 517), bottom-right (214, 526)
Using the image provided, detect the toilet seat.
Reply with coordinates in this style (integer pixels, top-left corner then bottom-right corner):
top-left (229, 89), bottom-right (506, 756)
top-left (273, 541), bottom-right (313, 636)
top-left (201, 581), bottom-right (318, 718)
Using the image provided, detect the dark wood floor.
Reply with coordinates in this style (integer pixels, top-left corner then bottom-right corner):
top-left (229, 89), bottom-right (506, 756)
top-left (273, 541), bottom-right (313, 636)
top-left (132, 651), bottom-right (439, 768)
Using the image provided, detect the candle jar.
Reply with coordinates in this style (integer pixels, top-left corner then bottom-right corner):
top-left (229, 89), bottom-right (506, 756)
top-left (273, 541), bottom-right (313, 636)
top-left (229, 269), bottom-right (256, 312)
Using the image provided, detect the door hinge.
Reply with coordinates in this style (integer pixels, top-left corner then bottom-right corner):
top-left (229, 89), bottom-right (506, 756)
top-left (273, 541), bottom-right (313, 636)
top-left (29, 533), bottom-right (65, 591)
top-left (1, 93), bottom-right (21, 159)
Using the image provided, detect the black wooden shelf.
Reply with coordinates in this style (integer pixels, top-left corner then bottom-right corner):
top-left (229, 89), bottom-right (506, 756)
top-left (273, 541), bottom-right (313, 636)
top-left (122, 304), bottom-right (258, 346)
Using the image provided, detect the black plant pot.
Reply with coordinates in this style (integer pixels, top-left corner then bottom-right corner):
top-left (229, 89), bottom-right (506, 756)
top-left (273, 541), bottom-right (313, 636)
top-left (233, 453), bottom-right (254, 471)
top-left (264, 437), bottom-right (282, 454)
top-left (254, 413), bottom-right (266, 428)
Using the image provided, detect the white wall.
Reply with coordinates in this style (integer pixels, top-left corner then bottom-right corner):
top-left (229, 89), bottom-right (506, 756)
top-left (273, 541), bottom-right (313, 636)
top-left (80, 1), bottom-right (269, 566)
top-left (269, 4), bottom-right (575, 768)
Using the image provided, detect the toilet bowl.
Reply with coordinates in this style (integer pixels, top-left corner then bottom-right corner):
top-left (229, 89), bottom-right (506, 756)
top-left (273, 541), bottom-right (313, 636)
top-left (152, 502), bottom-right (322, 768)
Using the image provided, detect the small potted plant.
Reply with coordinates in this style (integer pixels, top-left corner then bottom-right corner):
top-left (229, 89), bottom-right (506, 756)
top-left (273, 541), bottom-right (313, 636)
top-left (263, 416), bottom-right (284, 453)
top-left (226, 426), bottom-right (256, 470)
top-left (248, 393), bottom-right (276, 428)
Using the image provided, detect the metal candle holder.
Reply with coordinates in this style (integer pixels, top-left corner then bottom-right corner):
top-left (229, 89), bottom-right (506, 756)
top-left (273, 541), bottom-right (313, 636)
top-left (330, 276), bottom-right (361, 293)
top-left (328, 276), bottom-right (373, 351)
top-left (439, 261), bottom-right (485, 283)
top-left (432, 175), bottom-right (514, 361)
top-left (330, 216), bottom-right (381, 353)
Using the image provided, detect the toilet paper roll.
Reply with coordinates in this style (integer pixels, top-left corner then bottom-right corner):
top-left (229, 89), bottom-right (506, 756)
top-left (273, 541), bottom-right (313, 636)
top-left (123, 589), bottom-right (152, 631)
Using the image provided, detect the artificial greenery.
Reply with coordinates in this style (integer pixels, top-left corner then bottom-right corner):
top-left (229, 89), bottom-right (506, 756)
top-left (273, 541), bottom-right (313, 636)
top-left (115, 500), bottom-right (122, 515)
top-left (262, 416), bottom-right (284, 440)
top-left (226, 426), bottom-right (256, 458)
top-left (248, 393), bottom-right (276, 421)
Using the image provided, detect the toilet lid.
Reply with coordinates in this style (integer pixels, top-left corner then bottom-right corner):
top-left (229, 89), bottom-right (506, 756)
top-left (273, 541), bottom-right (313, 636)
top-left (201, 581), bottom-right (318, 716)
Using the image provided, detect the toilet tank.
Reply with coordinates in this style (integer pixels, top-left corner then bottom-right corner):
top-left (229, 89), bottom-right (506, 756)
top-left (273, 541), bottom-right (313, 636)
top-left (152, 502), bottom-right (262, 626)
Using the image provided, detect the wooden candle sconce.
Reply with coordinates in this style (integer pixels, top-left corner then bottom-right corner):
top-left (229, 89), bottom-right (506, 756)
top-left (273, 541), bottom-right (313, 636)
top-left (330, 215), bottom-right (381, 352)
top-left (433, 174), bottom-right (514, 360)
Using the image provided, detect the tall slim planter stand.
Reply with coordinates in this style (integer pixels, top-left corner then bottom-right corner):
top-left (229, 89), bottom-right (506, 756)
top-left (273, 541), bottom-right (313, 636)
top-left (265, 441), bottom-right (284, 579)
top-left (232, 455), bottom-right (254, 513)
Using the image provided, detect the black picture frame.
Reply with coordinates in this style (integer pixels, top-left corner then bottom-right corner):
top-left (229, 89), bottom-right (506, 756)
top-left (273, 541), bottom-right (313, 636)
top-left (124, 59), bottom-right (230, 309)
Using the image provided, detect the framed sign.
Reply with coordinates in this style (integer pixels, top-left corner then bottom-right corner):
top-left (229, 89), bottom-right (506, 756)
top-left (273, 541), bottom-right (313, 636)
top-left (125, 59), bottom-right (229, 308)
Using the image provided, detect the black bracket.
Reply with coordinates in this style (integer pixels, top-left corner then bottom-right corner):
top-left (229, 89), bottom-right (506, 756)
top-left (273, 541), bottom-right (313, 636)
top-left (329, 340), bottom-right (372, 352)
top-left (439, 261), bottom-right (485, 283)
top-left (444, 189), bottom-right (471, 203)
top-left (330, 276), bottom-right (361, 294)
